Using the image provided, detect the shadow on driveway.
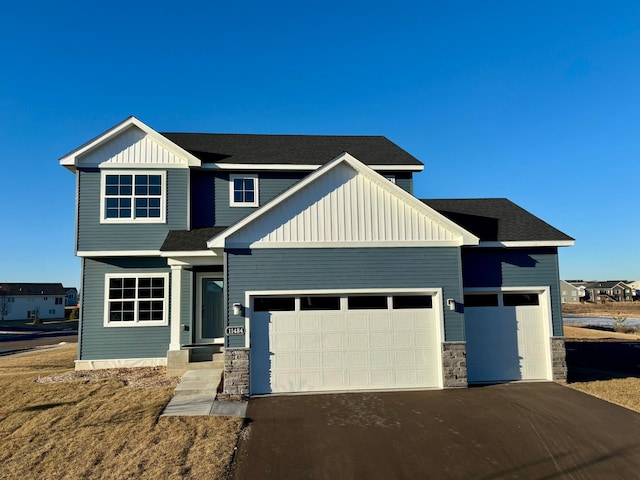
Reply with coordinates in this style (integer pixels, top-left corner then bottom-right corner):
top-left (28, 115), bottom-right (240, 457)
top-left (231, 383), bottom-right (640, 479)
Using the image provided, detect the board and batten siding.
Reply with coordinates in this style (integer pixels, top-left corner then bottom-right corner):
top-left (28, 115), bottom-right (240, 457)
top-left (226, 247), bottom-right (464, 348)
top-left (79, 258), bottom-right (171, 360)
top-left (77, 169), bottom-right (189, 251)
top-left (462, 247), bottom-right (563, 336)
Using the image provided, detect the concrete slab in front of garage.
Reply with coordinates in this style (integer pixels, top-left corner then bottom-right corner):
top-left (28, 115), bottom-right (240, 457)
top-left (230, 383), bottom-right (640, 479)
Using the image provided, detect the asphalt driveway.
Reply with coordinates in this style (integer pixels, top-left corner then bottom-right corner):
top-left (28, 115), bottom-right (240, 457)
top-left (231, 383), bottom-right (640, 479)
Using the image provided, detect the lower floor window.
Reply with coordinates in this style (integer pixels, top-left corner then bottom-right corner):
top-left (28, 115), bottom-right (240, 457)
top-left (104, 274), bottom-right (168, 326)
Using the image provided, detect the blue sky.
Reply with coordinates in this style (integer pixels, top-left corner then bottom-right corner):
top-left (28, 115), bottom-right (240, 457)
top-left (1, 1), bottom-right (639, 288)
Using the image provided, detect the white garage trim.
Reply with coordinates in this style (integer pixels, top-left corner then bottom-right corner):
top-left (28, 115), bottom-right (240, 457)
top-left (245, 288), bottom-right (445, 393)
top-left (464, 286), bottom-right (553, 382)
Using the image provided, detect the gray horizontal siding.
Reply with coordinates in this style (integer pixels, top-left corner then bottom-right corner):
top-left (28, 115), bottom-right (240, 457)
top-left (214, 172), bottom-right (306, 226)
top-left (180, 269), bottom-right (193, 345)
top-left (393, 173), bottom-right (413, 194)
top-left (79, 258), bottom-right (171, 360)
top-left (462, 247), bottom-right (563, 336)
top-left (226, 247), bottom-right (464, 347)
top-left (77, 169), bottom-right (188, 251)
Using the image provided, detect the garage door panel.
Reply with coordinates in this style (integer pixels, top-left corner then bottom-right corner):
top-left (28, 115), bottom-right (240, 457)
top-left (251, 296), bottom-right (442, 394)
top-left (465, 294), bottom-right (550, 383)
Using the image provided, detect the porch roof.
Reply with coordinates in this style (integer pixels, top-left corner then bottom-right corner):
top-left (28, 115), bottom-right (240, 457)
top-left (161, 227), bottom-right (228, 252)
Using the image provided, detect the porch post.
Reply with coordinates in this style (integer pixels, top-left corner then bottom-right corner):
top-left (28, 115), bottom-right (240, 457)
top-left (169, 265), bottom-right (183, 350)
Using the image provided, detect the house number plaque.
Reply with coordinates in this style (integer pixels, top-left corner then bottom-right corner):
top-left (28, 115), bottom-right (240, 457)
top-left (226, 326), bottom-right (245, 336)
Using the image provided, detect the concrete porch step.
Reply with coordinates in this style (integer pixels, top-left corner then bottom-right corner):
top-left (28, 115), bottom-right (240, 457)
top-left (174, 368), bottom-right (223, 396)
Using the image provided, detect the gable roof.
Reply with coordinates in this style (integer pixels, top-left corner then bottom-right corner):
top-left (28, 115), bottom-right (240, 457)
top-left (584, 280), bottom-right (630, 289)
top-left (59, 116), bottom-right (202, 172)
top-left (207, 153), bottom-right (479, 249)
top-left (160, 133), bottom-right (423, 170)
top-left (422, 198), bottom-right (574, 246)
top-left (0, 283), bottom-right (66, 296)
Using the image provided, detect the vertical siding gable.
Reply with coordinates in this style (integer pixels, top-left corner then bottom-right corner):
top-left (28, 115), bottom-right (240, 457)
top-left (228, 163), bottom-right (457, 246)
top-left (77, 126), bottom-right (190, 167)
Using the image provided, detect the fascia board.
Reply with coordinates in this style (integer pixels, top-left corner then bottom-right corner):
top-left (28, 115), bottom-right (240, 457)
top-left (200, 163), bottom-right (424, 172)
top-left (476, 240), bottom-right (575, 248)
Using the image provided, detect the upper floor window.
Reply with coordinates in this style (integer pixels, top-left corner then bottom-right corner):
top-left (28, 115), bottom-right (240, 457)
top-left (230, 174), bottom-right (259, 207)
top-left (101, 171), bottom-right (166, 223)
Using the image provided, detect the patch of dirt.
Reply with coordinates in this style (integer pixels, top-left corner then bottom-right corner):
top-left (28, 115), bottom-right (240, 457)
top-left (564, 325), bottom-right (640, 341)
top-left (35, 366), bottom-right (180, 388)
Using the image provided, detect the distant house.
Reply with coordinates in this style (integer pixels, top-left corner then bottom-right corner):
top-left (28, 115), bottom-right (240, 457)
top-left (560, 280), bottom-right (583, 303)
top-left (584, 281), bottom-right (634, 302)
top-left (64, 287), bottom-right (78, 307)
top-left (0, 283), bottom-right (67, 321)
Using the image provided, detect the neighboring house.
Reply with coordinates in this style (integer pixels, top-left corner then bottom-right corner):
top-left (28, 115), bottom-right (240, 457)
top-left (59, 116), bottom-right (574, 396)
top-left (65, 287), bottom-right (78, 306)
top-left (0, 283), bottom-right (67, 321)
top-left (560, 280), bottom-right (582, 303)
top-left (584, 281), bottom-right (635, 302)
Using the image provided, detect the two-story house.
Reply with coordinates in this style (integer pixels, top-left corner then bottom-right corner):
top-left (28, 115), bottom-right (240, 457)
top-left (0, 283), bottom-right (67, 321)
top-left (560, 280), bottom-right (584, 303)
top-left (584, 281), bottom-right (635, 302)
top-left (60, 117), bottom-right (574, 396)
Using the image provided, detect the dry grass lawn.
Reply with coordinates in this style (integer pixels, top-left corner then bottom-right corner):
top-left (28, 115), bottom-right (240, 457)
top-left (563, 301), bottom-right (640, 318)
top-left (564, 324), bottom-right (640, 414)
top-left (0, 345), bottom-right (244, 480)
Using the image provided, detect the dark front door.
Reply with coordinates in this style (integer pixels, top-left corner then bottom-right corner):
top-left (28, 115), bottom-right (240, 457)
top-left (198, 277), bottom-right (224, 342)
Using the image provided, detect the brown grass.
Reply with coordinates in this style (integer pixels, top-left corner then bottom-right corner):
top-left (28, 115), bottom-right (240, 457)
top-left (563, 325), bottom-right (640, 340)
top-left (0, 345), bottom-right (243, 480)
top-left (568, 379), bottom-right (640, 413)
top-left (563, 301), bottom-right (640, 317)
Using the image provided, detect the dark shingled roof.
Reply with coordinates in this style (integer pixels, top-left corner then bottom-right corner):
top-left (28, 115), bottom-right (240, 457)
top-left (160, 227), bottom-right (228, 251)
top-left (422, 198), bottom-right (574, 243)
top-left (0, 283), bottom-right (67, 296)
top-left (160, 133), bottom-right (423, 167)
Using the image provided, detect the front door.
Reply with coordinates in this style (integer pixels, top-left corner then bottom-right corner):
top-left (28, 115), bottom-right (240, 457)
top-left (197, 276), bottom-right (225, 343)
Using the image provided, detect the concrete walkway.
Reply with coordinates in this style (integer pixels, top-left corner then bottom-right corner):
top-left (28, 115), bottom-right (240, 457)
top-left (161, 369), bottom-right (247, 417)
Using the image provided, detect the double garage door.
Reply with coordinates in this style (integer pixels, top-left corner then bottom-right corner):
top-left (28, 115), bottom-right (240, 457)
top-left (250, 293), bottom-right (442, 395)
top-left (464, 291), bottom-right (551, 383)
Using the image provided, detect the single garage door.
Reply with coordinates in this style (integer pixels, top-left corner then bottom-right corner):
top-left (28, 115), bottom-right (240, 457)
top-left (250, 293), bottom-right (442, 394)
top-left (464, 291), bottom-right (551, 383)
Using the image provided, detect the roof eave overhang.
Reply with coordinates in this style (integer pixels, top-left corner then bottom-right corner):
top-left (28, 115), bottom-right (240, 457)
top-left (474, 240), bottom-right (575, 248)
top-left (199, 163), bottom-right (424, 172)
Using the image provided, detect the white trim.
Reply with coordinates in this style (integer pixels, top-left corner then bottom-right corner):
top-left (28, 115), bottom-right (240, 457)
top-left (165, 255), bottom-right (224, 267)
top-left (208, 153), bottom-right (479, 249)
top-left (99, 170), bottom-right (166, 224)
top-left (75, 358), bottom-right (167, 370)
top-left (229, 174), bottom-right (259, 207)
top-left (477, 240), bottom-right (575, 248)
top-left (103, 272), bottom-right (170, 327)
top-left (59, 116), bottom-right (201, 171)
top-left (161, 250), bottom-right (222, 258)
top-left (201, 163), bottom-right (424, 172)
top-left (169, 266), bottom-right (183, 350)
top-left (195, 273), bottom-right (225, 344)
top-left (233, 240), bottom-right (465, 249)
top-left (77, 250), bottom-right (162, 257)
top-left (464, 286), bottom-right (554, 381)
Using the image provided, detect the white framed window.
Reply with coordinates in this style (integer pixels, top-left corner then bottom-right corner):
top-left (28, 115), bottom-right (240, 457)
top-left (384, 174), bottom-right (396, 184)
top-left (104, 273), bottom-right (169, 327)
top-left (229, 174), bottom-right (259, 207)
top-left (55, 297), bottom-right (63, 304)
top-left (100, 171), bottom-right (166, 223)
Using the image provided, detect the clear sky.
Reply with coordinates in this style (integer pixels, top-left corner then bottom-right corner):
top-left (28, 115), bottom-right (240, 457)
top-left (1, 1), bottom-right (638, 288)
